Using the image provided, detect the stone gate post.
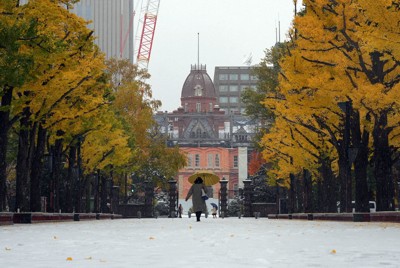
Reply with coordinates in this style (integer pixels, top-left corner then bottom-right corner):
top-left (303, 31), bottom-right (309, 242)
top-left (243, 179), bottom-right (253, 217)
top-left (220, 178), bottom-right (228, 217)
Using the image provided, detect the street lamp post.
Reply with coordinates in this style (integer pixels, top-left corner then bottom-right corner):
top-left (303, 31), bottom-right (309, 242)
top-left (168, 179), bottom-right (177, 218)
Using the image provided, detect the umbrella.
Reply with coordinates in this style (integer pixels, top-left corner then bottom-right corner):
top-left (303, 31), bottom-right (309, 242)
top-left (188, 170), bottom-right (220, 186)
top-left (210, 202), bottom-right (218, 209)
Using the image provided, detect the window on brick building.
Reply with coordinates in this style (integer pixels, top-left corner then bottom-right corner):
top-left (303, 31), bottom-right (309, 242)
top-left (215, 154), bottom-right (220, 167)
top-left (233, 155), bottom-right (238, 168)
top-left (208, 154), bottom-right (213, 167)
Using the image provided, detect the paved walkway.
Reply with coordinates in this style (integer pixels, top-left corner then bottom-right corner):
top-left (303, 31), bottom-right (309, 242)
top-left (1, 217), bottom-right (400, 267)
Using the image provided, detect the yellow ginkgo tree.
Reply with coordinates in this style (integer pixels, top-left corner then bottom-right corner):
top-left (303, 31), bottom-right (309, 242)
top-left (106, 58), bottom-right (186, 188)
top-left (0, 0), bottom-right (106, 211)
top-left (261, 0), bottom-right (400, 212)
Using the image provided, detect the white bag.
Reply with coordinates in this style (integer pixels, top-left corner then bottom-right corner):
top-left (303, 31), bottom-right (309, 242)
top-left (201, 189), bottom-right (209, 200)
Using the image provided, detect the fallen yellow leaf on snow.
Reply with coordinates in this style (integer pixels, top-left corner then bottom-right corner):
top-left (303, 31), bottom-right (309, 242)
top-left (66, 257), bottom-right (73, 261)
top-left (331, 249), bottom-right (337, 254)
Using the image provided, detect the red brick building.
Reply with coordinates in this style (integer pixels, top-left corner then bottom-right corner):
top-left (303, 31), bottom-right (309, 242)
top-left (155, 64), bottom-right (258, 200)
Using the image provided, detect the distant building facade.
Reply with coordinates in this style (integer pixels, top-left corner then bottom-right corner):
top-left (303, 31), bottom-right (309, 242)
top-left (154, 65), bottom-right (259, 200)
top-left (18, 1), bottom-right (135, 61)
top-left (213, 66), bottom-right (258, 115)
top-left (70, 0), bottom-right (135, 63)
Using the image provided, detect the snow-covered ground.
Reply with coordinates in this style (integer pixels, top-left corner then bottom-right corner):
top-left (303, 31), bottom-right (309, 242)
top-left (1, 217), bottom-right (400, 268)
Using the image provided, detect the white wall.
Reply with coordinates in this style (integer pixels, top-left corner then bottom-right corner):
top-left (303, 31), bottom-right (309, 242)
top-left (238, 147), bottom-right (248, 188)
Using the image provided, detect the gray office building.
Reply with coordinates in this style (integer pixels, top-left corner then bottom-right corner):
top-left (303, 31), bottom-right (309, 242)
top-left (213, 66), bottom-right (258, 115)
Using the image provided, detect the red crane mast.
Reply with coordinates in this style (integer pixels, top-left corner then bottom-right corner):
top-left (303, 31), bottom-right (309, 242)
top-left (136, 0), bottom-right (161, 70)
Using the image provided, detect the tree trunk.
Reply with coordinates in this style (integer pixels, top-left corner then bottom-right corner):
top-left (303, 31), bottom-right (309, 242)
top-left (338, 101), bottom-right (352, 213)
top-left (65, 146), bottom-right (76, 213)
top-left (319, 157), bottom-right (337, 213)
top-left (15, 107), bottom-right (33, 212)
top-left (85, 176), bottom-right (91, 213)
top-left (100, 173), bottom-right (108, 213)
top-left (351, 110), bottom-right (370, 212)
top-left (52, 135), bottom-right (64, 212)
top-left (296, 174), bottom-right (304, 213)
top-left (30, 123), bottom-right (46, 212)
top-left (0, 85), bottom-right (13, 211)
top-left (315, 178), bottom-right (323, 213)
top-left (74, 139), bottom-right (82, 213)
top-left (94, 171), bottom-right (100, 213)
top-left (369, 53), bottom-right (394, 211)
top-left (275, 185), bottom-right (280, 214)
top-left (288, 173), bottom-right (295, 214)
top-left (373, 112), bottom-right (394, 211)
top-left (303, 169), bottom-right (313, 213)
top-left (124, 173), bottom-right (128, 204)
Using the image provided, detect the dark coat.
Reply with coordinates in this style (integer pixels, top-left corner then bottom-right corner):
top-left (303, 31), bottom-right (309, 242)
top-left (186, 183), bottom-right (207, 213)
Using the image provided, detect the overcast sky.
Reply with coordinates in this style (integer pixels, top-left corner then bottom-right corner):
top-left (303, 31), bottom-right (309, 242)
top-left (144, 0), bottom-right (301, 112)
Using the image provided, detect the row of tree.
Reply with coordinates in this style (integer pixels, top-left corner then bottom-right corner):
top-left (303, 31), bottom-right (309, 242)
top-left (0, 0), bottom-right (186, 213)
top-left (244, 0), bottom-right (400, 213)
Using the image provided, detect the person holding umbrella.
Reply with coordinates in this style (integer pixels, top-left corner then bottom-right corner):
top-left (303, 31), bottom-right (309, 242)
top-left (185, 177), bottom-right (208, 222)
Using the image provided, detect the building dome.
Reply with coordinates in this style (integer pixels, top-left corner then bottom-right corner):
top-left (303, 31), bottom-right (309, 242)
top-left (181, 65), bottom-right (216, 99)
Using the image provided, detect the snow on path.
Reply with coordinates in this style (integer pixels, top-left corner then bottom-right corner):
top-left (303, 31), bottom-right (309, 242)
top-left (1, 217), bottom-right (400, 268)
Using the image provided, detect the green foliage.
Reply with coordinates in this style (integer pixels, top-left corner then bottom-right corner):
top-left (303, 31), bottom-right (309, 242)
top-left (0, 1), bottom-right (36, 88)
top-left (227, 199), bottom-right (241, 217)
top-left (242, 45), bottom-right (285, 122)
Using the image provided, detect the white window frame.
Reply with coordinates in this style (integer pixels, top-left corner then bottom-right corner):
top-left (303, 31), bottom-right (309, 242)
top-left (196, 102), bottom-right (201, 112)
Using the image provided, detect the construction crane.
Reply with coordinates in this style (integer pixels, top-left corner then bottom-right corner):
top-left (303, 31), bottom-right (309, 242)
top-left (136, 0), bottom-right (161, 70)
